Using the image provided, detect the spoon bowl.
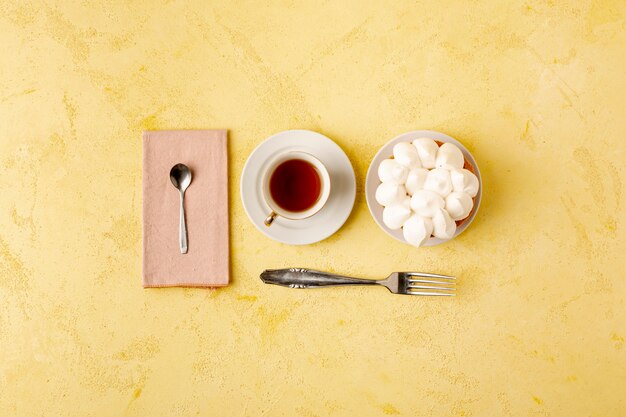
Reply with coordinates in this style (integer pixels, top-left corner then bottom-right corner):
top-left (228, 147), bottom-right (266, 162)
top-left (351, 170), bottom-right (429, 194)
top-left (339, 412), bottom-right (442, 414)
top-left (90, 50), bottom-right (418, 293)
top-left (170, 163), bottom-right (192, 192)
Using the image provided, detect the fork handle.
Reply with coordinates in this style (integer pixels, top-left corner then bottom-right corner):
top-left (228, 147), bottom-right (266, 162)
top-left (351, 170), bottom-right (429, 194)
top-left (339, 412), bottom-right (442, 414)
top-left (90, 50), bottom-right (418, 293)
top-left (260, 268), bottom-right (381, 289)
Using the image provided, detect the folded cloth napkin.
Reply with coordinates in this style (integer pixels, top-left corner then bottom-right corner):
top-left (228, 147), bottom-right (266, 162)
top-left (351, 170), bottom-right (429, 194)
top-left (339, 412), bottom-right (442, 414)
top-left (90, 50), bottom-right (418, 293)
top-left (142, 130), bottom-right (229, 287)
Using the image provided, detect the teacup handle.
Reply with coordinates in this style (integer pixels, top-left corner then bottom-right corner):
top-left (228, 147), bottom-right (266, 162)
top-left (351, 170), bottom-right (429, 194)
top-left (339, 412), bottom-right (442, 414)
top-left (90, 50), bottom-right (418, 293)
top-left (264, 211), bottom-right (278, 227)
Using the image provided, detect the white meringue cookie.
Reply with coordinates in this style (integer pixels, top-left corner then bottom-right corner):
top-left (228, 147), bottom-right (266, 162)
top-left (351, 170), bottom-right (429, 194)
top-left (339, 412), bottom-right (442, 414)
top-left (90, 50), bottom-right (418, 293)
top-left (375, 182), bottom-right (407, 206)
top-left (412, 137), bottom-right (438, 168)
top-left (393, 142), bottom-right (421, 168)
top-left (382, 197), bottom-right (411, 230)
top-left (435, 142), bottom-right (464, 169)
top-left (450, 168), bottom-right (479, 197)
top-left (378, 159), bottom-right (409, 184)
top-left (432, 208), bottom-right (456, 239)
top-left (410, 190), bottom-right (445, 217)
top-left (445, 192), bottom-right (473, 220)
top-left (405, 168), bottom-right (428, 196)
top-left (423, 168), bottom-right (453, 197)
top-left (402, 215), bottom-right (434, 247)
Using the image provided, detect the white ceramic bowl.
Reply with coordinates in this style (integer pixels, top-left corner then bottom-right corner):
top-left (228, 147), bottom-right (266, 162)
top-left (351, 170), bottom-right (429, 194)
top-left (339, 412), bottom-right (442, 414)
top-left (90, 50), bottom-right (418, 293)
top-left (365, 130), bottom-right (482, 247)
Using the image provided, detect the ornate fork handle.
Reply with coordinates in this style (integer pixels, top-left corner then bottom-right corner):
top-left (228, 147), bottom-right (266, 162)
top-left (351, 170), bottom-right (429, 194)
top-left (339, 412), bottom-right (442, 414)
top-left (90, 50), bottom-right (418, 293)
top-left (260, 268), bottom-right (381, 289)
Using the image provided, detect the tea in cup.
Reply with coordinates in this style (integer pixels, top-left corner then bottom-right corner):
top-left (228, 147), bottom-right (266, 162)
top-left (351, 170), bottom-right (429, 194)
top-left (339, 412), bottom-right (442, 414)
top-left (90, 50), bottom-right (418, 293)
top-left (262, 151), bottom-right (331, 226)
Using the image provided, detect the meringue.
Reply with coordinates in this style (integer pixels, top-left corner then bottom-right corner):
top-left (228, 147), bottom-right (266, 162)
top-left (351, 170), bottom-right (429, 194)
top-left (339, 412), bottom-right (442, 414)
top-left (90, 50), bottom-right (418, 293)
top-left (432, 208), bottom-right (456, 239)
top-left (378, 159), bottom-right (409, 184)
top-left (393, 142), bottom-right (421, 168)
top-left (382, 197), bottom-right (411, 230)
top-left (405, 168), bottom-right (428, 196)
top-left (375, 182), bottom-right (407, 206)
top-left (423, 168), bottom-right (453, 197)
top-left (375, 137), bottom-right (480, 247)
top-left (412, 137), bottom-right (438, 168)
top-left (450, 168), bottom-right (479, 197)
top-left (402, 215), bottom-right (434, 247)
top-left (445, 192), bottom-right (473, 220)
top-left (435, 142), bottom-right (464, 169)
top-left (410, 190), bottom-right (445, 217)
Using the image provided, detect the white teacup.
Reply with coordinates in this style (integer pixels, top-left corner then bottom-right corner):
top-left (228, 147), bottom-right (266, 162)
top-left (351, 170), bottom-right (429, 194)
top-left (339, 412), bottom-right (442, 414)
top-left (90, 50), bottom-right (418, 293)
top-left (262, 151), bottom-right (331, 226)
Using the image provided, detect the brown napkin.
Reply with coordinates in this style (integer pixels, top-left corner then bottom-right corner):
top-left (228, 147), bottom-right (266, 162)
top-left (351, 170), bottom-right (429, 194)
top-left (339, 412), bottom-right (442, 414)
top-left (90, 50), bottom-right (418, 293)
top-left (142, 130), bottom-right (229, 287)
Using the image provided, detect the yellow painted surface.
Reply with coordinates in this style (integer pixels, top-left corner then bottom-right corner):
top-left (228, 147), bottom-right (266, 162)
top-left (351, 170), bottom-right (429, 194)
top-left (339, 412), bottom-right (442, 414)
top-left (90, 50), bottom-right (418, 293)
top-left (1, 1), bottom-right (625, 416)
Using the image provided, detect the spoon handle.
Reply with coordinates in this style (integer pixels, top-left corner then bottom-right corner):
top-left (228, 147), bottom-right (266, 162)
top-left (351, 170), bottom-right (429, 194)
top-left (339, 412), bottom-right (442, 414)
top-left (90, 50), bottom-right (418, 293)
top-left (179, 191), bottom-right (188, 254)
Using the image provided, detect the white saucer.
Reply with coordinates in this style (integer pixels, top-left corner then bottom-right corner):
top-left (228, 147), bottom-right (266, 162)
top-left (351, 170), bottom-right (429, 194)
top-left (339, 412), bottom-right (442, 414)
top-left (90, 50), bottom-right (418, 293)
top-left (365, 130), bottom-right (482, 247)
top-left (241, 130), bottom-right (356, 245)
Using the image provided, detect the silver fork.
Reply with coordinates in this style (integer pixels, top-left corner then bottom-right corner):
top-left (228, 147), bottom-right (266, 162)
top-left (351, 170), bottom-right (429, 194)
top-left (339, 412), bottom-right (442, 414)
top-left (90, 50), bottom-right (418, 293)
top-left (260, 268), bottom-right (455, 296)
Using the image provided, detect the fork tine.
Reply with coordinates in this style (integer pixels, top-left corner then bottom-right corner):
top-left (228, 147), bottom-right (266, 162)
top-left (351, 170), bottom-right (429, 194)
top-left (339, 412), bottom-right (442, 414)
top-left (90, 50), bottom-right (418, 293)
top-left (406, 272), bottom-right (455, 280)
top-left (407, 285), bottom-right (455, 291)
top-left (407, 291), bottom-right (455, 296)
top-left (407, 278), bottom-right (455, 285)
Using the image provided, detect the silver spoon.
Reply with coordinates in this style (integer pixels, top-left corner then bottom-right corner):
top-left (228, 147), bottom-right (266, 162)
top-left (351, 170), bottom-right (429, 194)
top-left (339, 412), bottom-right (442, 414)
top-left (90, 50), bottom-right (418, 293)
top-left (169, 163), bottom-right (192, 254)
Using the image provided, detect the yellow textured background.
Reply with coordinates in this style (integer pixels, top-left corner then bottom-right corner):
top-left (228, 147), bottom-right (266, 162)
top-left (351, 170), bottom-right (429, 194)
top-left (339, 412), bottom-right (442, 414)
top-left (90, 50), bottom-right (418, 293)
top-left (1, 1), bottom-right (625, 416)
